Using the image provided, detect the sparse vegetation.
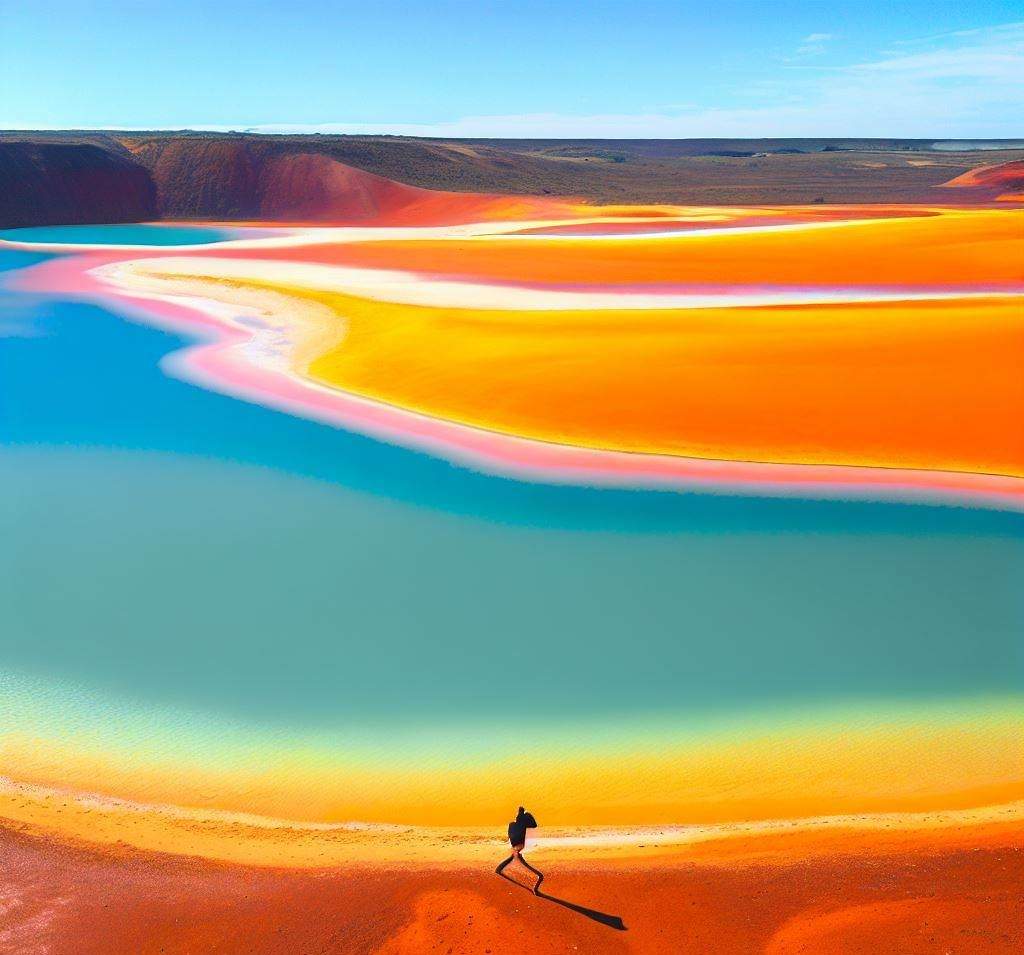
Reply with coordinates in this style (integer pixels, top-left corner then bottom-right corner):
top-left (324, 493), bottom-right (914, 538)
top-left (2, 132), bottom-right (1022, 227)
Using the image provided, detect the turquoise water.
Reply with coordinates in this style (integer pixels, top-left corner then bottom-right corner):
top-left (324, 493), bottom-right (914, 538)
top-left (0, 223), bottom-right (243, 246)
top-left (1, 229), bottom-right (1022, 737)
top-left (2, 447), bottom-right (1021, 730)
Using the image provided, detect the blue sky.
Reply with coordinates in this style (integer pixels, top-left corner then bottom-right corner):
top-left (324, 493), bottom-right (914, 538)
top-left (2, 0), bottom-right (1022, 136)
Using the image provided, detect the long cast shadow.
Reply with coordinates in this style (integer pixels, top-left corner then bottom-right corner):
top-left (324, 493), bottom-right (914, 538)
top-left (497, 865), bottom-right (626, 931)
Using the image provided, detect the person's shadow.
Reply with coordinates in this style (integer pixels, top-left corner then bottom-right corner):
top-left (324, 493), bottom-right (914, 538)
top-left (496, 859), bottom-right (626, 931)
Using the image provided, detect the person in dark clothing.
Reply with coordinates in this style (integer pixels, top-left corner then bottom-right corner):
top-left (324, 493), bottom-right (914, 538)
top-left (496, 806), bottom-right (543, 892)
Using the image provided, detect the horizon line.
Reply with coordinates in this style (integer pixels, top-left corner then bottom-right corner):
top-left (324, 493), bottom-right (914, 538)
top-left (3, 127), bottom-right (1024, 145)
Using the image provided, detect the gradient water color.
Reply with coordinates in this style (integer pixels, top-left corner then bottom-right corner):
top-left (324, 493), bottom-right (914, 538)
top-left (1, 203), bottom-right (1021, 861)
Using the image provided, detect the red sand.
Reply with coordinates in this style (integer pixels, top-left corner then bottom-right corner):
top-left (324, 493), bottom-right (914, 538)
top-left (940, 159), bottom-right (1024, 201)
top-left (3, 821), bottom-right (1020, 954)
top-left (941, 159), bottom-right (1024, 190)
top-left (249, 153), bottom-right (589, 225)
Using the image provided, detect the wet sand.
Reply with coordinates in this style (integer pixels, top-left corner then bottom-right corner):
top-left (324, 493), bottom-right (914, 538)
top-left (3, 817), bottom-right (1020, 954)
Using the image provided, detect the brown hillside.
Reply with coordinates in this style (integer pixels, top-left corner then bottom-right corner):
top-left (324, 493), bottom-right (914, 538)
top-left (0, 140), bottom-right (157, 229)
top-left (3, 132), bottom-right (1024, 228)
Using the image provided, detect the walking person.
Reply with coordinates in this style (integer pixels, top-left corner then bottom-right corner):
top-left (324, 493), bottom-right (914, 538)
top-left (496, 806), bottom-right (543, 893)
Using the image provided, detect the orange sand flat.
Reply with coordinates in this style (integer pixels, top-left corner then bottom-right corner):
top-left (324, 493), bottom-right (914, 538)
top-left (3, 818), bottom-right (1020, 954)
top-left (77, 204), bottom-right (1024, 481)
top-left (249, 206), bottom-right (1024, 477)
top-left (303, 291), bottom-right (1024, 475)
top-left (293, 207), bottom-right (1024, 288)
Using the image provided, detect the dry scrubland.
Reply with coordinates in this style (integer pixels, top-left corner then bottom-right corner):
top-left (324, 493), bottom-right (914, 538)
top-left (1, 132), bottom-right (1023, 227)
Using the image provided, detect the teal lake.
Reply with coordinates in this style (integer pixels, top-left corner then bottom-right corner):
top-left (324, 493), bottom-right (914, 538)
top-left (1, 226), bottom-right (1022, 738)
top-left (0, 223), bottom-right (240, 245)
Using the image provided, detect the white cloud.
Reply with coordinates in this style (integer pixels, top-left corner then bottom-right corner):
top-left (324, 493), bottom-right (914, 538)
top-left (345, 20), bottom-right (1020, 138)
top-left (888, 19), bottom-right (1024, 47)
top-left (788, 31), bottom-right (835, 59)
top-left (226, 21), bottom-right (1022, 139)
top-left (849, 34), bottom-right (1024, 80)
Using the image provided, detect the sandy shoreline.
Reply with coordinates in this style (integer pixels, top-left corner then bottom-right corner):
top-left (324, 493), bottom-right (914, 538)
top-left (3, 810), bottom-right (1020, 954)
top-left (3, 772), bottom-right (1021, 867)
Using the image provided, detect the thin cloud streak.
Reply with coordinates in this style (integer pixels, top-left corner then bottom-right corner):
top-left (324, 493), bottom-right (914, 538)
top-left (4, 23), bottom-right (1020, 138)
top-left (232, 21), bottom-right (1023, 138)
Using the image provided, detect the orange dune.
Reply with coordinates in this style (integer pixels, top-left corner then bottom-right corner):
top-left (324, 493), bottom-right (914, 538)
top-left (88, 203), bottom-right (1023, 483)
top-left (941, 159), bottom-right (1024, 188)
top-left (302, 291), bottom-right (1024, 476)
top-left (274, 206), bottom-right (1024, 287)
top-left (270, 206), bottom-right (1022, 479)
top-left (941, 160), bottom-right (1024, 203)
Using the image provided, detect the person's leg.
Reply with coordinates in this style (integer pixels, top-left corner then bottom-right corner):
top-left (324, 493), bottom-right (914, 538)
top-left (517, 853), bottom-right (545, 895)
top-left (495, 851), bottom-right (515, 875)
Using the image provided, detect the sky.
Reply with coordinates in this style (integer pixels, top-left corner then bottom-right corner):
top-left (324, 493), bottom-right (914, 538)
top-left (2, 0), bottom-right (1022, 137)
